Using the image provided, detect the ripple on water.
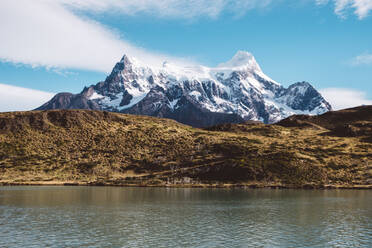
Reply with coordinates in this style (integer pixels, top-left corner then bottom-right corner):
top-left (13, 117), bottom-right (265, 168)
top-left (0, 187), bottom-right (371, 248)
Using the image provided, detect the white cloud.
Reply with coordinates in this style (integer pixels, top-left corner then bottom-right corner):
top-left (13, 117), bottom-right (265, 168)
top-left (68, 0), bottom-right (372, 19)
top-left (0, 0), bottom-right (196, 73)
top-left (0, 0), bottom-right (278, 73)
top-left (316, 0), bottom-right (372, 19)
top-left (351, 53), bottom-right (372, 65)
top-left (345, 0), bottom-right (372, 19)
top-left (0, 83), bottom-right (55, 112)
top-left (0, 0), bottom-right (370, 74)
top-left (320, 88), bottom-right (372, 110)
top-left (68, 0), bottom-right (372, 20)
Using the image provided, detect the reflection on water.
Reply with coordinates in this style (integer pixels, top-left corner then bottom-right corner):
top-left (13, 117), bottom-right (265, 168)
top-left (0, 187), bottom-right (371, 248)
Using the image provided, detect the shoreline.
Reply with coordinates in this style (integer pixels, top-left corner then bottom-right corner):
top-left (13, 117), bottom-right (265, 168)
top-left (1, 181), bottom-right (371, 190)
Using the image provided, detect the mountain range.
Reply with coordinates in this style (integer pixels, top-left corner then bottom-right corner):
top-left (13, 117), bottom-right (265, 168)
top-left (37, 51), bottom-right (332, 127)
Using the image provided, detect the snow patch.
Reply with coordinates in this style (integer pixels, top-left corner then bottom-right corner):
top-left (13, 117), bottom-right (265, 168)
top-left (119, 92), bottom-right (148, 111)
top-left (89, 92), bottom-right (104, 100)
top-left (99, 93), bottom-right (124, 109)
top-left (168, 99), bottom-right (179, 110)
top-left (189, 91), bottom-right (201, 99)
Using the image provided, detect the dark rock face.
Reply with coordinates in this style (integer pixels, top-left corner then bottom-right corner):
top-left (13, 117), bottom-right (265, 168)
top-left (166, 96), bottom-right (245, 128)
top-left (37, 93), bottom-right (74, 110)
top-left (37, 51), bottom-right (332, 127)
top-left (36, 92), bottom-right (101, 111)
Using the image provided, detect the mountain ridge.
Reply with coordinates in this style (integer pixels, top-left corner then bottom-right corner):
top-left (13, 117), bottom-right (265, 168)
top-left (37, 51), bottom-right (332, 127)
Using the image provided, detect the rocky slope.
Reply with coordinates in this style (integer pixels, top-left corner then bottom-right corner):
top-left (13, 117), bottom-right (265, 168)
top-left (37, 51), bottom-right (331, 127)
top-left (0, 107), bottom-right (371, 188)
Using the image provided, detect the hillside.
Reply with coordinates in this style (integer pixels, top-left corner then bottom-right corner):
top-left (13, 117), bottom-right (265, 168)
top-left (277, 105), bottom-right (372, 142)
top-left (0, 107), bottom-right (371, 188)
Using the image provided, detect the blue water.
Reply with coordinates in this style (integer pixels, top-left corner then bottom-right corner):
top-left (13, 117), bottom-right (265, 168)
top-left (0, 187), bottom-right (371, 248)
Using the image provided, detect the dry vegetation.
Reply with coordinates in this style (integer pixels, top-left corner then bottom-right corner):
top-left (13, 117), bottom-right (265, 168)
top-left (0, 107), bottom-right (371, 188)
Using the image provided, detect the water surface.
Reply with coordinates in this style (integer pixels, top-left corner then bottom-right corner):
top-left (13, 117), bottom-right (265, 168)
top-left (0, 187), bottom-right (371, 248)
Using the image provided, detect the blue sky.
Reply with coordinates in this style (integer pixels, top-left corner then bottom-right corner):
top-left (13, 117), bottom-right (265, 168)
top-left (0, 0), bottom-right (372, 111)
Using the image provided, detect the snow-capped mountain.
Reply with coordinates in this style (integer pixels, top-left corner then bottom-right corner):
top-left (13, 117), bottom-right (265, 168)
top-left (37, 51), bottom-right (332, 127)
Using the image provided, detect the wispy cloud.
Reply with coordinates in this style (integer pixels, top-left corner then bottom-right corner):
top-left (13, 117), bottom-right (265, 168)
top-left (351, 53), bottom-right (372, 66)
top-left (0, 0), bottom-right (370, 73)
top-left (0, 83), bottom-right (55, 112)
top-left (0, 0), bottom-right (196, 73)
top-left (61, 0), bottom-right (273, 19)
top-left (0, 0), bottom-right (280, 73)
top-left (315, 0), bottom-right (330, 4)
top-left (63, 0), bottom-right (372, 20)
top-left (316, 0), bottom-right (372, 19)
top-left (320, 88), bottom-right (372, 110)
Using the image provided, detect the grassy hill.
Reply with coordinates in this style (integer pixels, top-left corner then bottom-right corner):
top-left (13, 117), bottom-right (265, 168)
top-left (0, 107), bottom-right (371, 188)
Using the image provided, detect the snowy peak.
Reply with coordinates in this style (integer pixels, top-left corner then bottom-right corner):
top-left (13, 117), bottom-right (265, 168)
top-left (217, 51), bottom-right (262, 71)
top-left (37, 51), bottom-right (332, 126)
top-left (277, 81), bottom-right (332, 113)
top-left (111, 55), bottom-right (131, 74)
top-left (120, 54), bottom-right (131, 64)
top-left (119, 54), bottom-right (146, 66)
top-left (115, 54), bottom-right (141, 71)
top-left (111, 54), bottom-right (149, 76)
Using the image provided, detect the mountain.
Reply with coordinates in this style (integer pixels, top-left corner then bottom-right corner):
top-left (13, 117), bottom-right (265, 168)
top-left (0, 107), bottom-right (371, 188)
top-left (37, 51), bottom-right (331, 127)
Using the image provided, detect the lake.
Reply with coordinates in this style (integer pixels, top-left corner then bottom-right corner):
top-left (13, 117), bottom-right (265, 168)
top-left (0, 187), bottom-right (371, 248)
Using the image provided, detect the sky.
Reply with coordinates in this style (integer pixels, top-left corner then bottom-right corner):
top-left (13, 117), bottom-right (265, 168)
top-left (0, 0), bottom-right (372, 112)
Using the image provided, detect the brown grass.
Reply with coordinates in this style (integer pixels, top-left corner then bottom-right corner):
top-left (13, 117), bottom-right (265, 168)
top-left (0, 109), bottom-right (371, 188)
